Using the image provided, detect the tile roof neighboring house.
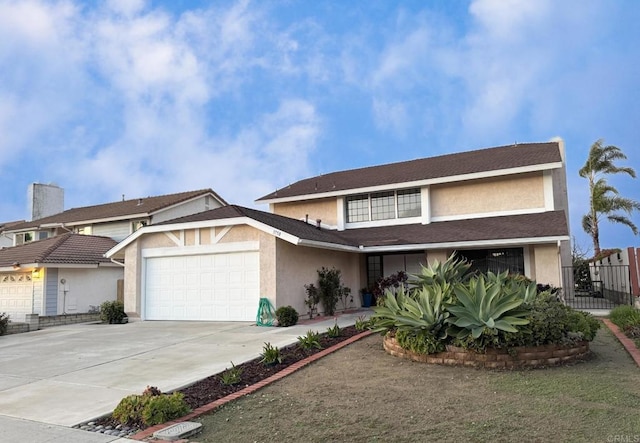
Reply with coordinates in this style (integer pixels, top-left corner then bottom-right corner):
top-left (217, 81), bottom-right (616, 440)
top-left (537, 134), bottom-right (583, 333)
top-left (0, 220), bottom-right (26, 231)
top-left (257, 142), bottom-right (563, 202)
top-left (0, 233), bottom-right (118, 268)
top-left (8, 189), bottom-right (227, 231)
top-left (121, 205), bottom-right (569, 254)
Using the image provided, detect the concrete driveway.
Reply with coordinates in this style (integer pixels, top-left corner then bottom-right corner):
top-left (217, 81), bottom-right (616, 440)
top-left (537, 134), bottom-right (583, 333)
top-left (0, 313), bottom-right (363, 427)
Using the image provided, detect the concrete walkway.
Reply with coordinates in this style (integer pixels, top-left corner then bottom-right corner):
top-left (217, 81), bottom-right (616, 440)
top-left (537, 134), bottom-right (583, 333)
top-left (0, 311), bottom-right (367, 432)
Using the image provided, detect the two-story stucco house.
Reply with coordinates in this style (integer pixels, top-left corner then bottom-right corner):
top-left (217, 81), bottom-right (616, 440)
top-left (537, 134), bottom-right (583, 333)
top-left (107, 141), bottom-right (571, 322)
top-left (0, 189), bottom-right (227, 322)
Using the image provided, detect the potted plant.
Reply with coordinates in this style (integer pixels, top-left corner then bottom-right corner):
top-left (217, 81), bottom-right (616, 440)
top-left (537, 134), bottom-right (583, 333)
top-left (360, 287), bottom-right (373, 308)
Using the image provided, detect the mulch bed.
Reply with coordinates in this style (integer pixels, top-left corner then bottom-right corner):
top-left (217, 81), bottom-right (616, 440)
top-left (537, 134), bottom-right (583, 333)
top-left (97, 325), bottom-right (362, 430)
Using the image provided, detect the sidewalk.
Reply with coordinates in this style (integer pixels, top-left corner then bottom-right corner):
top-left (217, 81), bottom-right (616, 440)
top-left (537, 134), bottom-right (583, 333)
top-left (0, 415), bottom-right (136, 443)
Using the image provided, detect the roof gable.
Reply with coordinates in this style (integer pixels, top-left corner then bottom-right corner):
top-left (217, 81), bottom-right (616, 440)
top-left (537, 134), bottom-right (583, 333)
top-left (0, 233), bottom-right (118, 267)
top-left (257, 142), bottom-right (562, 202)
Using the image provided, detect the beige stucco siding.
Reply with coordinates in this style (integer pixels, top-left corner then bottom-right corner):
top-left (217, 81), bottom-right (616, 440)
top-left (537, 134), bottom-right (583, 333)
top-left (275, 240), bottom-right (360, 315)
top-left (218, 225), bottom-right (261, 243)
top-left (430, 173), bottom-right (544, 218)
top-left (272, 198), bottom-right (338, 226)
top-left (141, 232), bottom-right (178, 248)
top-left (123, 241), bottom-right (140, 317)
top-left (530, 244), bottom-right (561, 287)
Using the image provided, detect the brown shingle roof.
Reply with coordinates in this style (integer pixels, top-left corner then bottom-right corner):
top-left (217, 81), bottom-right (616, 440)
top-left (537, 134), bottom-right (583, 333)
top-left (158, 205), bottom-right (355, 246)
top-left (9, 189), bottom-right (226, 231)
top-left (0, 233), bottom-right (118, 267)
top-left (158, 205), bottom-right (568, 249)
top-left (337, 211), bottom-right (569, 248)
top-left (257, 142), bottom-right (562, 201)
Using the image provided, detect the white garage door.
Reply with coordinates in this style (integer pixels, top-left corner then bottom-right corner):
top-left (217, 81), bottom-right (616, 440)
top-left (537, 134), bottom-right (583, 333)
top-left (0, 273), bottom-right (34, 322)
top-left (144, 252), bottom-right (260, 321)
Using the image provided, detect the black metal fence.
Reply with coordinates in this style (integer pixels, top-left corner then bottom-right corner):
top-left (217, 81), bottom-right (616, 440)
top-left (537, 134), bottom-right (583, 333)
top-left (562, 264), bottom-right (634, 309)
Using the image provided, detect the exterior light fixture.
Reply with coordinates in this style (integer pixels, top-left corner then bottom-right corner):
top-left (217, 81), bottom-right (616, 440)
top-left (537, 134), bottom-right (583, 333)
top-left (12, 262), bottom-right (20, 270)
top-left (32, 268), bottom-right (40, 278)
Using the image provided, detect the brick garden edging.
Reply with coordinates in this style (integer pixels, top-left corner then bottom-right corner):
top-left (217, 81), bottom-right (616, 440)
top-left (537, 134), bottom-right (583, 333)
top-left (131, 329), bottom-right (374, 441)
top-left (383, 334), bottom-right (590, 369)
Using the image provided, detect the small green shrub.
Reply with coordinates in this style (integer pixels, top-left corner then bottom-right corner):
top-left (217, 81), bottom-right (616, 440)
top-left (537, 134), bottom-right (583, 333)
top-left (566, 310), bottom-right (601, 341)
top-left (297, 330), bottom-right (322, 350)
top-left (275, 306), bottom-right (299, 327)
top-left (113, 394), bottom-right (149, 426)
top-left (610, 305), bottom-right (640, 330)
top-left (260, 342), bottom-right (283, 365)
top-left (327, 321), bottom-right (340, 338)
top-left (100, 300), bottom-right (126, 324)
top-left (395, 329), bottom-right (446, 355)
top-left (219, 362), bottom-right (243, 385)
top-left (0, 312), bottom-right (9, 336)
top-left (317, 267), bottom-right (342, 315)
top-left (141, 392), bottom-right (190, 426)
top-left (354, 315), bottom-right (370, 331)
top-left (113, 387), bottom-right (190, 427)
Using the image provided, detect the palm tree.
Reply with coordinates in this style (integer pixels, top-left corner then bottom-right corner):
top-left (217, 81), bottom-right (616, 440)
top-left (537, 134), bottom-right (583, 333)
top-left (579, 139), bottom-right (639, 257)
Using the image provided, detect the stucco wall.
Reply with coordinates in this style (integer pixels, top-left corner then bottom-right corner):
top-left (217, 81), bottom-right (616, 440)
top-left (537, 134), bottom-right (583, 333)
top-left (275, 239), bottom-right (360, 315)
top-left (141, 232), bottom-right (177, 248)
top-left (57, 267), bottom-right (123, 314)
top-left (123, 241), bottom-right (140, 317)
top-left (218, 225), bottom-right (261, 243)
top-left (430, 173), bottom-right (544, 218)
top-left (272, 198), bottom-right (338, 226)
top-left (531, 243), bottom-right (560, 287)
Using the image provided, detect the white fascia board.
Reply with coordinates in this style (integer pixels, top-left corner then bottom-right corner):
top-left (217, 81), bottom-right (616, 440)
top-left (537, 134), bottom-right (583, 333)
top-left (360, 235), bottom-right (570, 253)
top-left (297, 239), bottom-right (361, 252)
top-left (258, 162), bottom-right (563, 204)
top-left (106, 216), bottom-right (303, 257)
top-left (142, 241), bottom-right (260, 258)
top-left (39, 213), bottom-right (150, 228)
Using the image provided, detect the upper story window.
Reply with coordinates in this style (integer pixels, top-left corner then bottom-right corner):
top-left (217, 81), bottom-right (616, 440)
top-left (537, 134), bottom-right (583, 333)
top-left (346, 188), bottom-right (421, 223)
top-left (15, 232), bottom-right (33, 245)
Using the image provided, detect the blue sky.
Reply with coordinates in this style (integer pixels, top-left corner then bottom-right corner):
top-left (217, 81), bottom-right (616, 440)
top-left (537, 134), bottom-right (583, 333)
top-left (1, 0), bottom-right (638, 255)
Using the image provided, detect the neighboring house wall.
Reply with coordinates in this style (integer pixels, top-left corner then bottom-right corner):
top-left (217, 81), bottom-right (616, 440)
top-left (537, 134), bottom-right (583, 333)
top-left (45, 268), bottom-right (58, 315)
top-left (430, 173), bottom-right (545, 219)
top-left (272, 198), bottom-right (338, 226)
top-left (275, 239), bottom-right (360, 315)
top-left (151, 195), bottom-right (224, 224)
top-left (57, 268), bottom-right (123, 314)
top-left (92, 221), bottom-right (132, 241)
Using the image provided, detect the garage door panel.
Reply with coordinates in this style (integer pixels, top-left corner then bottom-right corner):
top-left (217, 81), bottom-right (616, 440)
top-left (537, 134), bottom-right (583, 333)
top-left (145, 251), bottom-right (259, 321)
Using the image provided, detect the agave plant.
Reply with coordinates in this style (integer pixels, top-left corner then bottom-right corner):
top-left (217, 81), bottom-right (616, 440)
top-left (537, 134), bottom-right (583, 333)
top-left (446, 275), bottom-right (530, 339)
top-left (409, 253), bottom-right (471, 289)
top-left (370, 285), bottom-right (449, 339)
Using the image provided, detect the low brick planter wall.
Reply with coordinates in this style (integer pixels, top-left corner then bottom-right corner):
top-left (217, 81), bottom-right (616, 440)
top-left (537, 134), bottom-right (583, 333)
top-left (5, 322), bottom-right (29, 335)
top-left (39, 313), bottom-right (101, 329)
top-left (383, 334), bottom-right (590, 369)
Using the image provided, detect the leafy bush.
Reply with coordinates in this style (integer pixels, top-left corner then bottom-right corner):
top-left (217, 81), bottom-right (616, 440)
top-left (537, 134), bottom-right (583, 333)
top-left (113, 386), bottom-right (189, 427)
top-left (100, 300), bottom-right (126, 324)
top-left (327, 321), bottom-right (340, 338)
top-left (0, 312), bottom-right (9, 336)
top-left (141, 392), bottom-right (190, 426)
top-left (317, 267), bottom-right (342, 315)
top-left (372, 271), bottom-right (408, 306)
top-left (219, 362), bottom-right (243, 385)
top-left (396, 329), bottom-right (446, 354)
top-left (297, 330), bottom-right (322, 350)
top-left (610, 305), bottom-right (640, 330)
top-left (275, 306), bottom-right (299, 327)
top-left (566, 310), bottom-right (600, 341)
top-left (304, 283), bottom-right (320, 318)
top-left (113, 394), bottom-right (148, 426)
top-left (260, 342), bottom-right (283, 365)
top-left (623, 324), bottom-right (640, 338)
